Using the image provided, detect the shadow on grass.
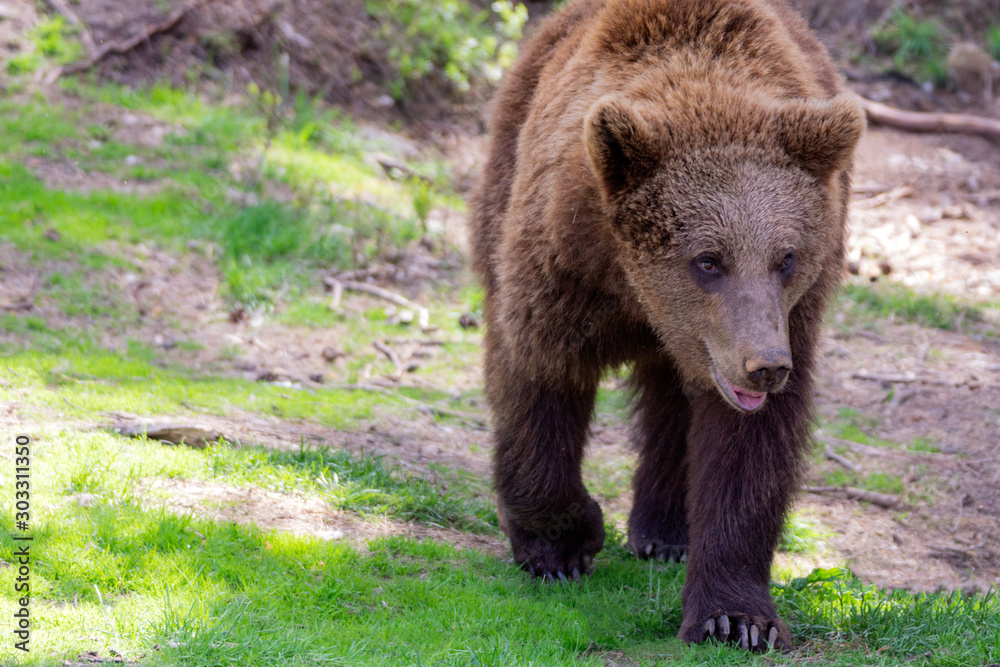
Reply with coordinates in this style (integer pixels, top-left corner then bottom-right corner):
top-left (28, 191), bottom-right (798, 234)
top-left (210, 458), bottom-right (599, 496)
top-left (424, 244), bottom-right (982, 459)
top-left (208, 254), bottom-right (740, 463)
top-left (2, 499), bottom-right (996, 666)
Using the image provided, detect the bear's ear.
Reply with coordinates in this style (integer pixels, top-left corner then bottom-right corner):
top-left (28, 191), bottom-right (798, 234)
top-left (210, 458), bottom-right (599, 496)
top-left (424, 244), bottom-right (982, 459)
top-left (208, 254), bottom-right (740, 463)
top-left (776, 94), bottom-right (866, 178)
top-left (584, 96), bottom-right (659, 201)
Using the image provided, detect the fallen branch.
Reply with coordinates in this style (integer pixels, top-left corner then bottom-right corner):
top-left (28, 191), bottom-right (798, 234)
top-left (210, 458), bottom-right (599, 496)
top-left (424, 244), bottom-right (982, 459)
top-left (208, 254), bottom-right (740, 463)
top-left (340, 281), bottom-right (430, 329)
top-left (852, 185), bottom-right (913, 210)
top-left (927, 539), bottom-right (987, 562)
top-left (114, 422), bottom-right (229, 449)
top-left (857, 96), bottom-right (1000, 140)
top-left (851, 372), bottom-right (1000, 390)
top-left (824, 443), bottom-right (858, 472)
top-left (371, 153), bottom-right (433, 185)
top-left (417, 404), bottom-right (488, 430)
top-left (335, 383), bottom-right (488, 429)
top-left (58, 3), bottom-right (200, 77)
top-left (373, 340), bottom-right (403, 381)
top-left (803, 485), bottom-right (902, 510)
top-left (329, 280), bottom-right (343, 311)
top-left (813, 431), bottom-right (886, 457)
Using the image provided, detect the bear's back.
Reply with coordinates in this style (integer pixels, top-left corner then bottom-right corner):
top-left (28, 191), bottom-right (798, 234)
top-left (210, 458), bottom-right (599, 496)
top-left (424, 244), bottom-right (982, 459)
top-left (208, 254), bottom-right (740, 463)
top-left (471, 0), bottom-right (844, 292)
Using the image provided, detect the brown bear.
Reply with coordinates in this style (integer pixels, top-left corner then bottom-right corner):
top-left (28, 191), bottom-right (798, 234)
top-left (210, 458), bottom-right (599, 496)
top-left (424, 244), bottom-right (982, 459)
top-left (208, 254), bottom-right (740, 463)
top-left (470, 0), bottom-right (864, 653)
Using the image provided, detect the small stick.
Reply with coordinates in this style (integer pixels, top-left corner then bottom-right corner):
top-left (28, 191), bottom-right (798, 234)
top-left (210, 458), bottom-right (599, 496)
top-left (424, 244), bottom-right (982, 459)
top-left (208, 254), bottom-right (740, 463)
top-left (813, 431), bottom-right (886, 457)
top-left (388, 338), bottom-right (448, 346)
top-left (340, 281), bottom-right (430, 330)
top-left (372, 340), bottom-right (403, 381)
top-left (803, 485), bottom-right (901, 509)
top-left (852, 185), bottom-right (912, 210)
top-left (329, 280), bottom-right (343, 311)
top-left (824, 443), bottom-right (858, 472)
top-left (851, 372), bottom-right (1000, 390)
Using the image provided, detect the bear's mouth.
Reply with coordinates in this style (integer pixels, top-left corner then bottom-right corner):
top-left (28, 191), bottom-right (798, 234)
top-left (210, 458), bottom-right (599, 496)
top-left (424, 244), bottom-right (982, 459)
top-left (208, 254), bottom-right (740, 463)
top-left (711, 366), bottom-right (767, 413)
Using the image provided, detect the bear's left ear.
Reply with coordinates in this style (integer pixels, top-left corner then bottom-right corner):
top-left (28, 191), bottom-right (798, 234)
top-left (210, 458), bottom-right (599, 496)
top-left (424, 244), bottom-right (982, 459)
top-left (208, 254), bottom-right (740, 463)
top-left (775, 94), bottom-right (866, 178)
top-left (584, 96), bottom-right (659, 201)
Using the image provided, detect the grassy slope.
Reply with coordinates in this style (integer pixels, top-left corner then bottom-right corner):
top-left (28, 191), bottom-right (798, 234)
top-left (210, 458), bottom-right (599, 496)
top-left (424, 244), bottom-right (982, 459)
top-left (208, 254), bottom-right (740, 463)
top-left (1, 27), bottom-right (999, 667)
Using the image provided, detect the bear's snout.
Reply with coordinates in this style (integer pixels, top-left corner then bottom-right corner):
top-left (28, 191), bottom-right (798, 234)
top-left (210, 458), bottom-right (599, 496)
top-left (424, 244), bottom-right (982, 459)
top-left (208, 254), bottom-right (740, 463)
top-left (743, 349), bottom-right (792, 393)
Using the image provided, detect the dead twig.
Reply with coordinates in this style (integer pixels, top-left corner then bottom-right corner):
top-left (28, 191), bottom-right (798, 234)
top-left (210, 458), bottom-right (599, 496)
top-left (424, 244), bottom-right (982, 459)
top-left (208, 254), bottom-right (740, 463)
top-left (329, 280), bottom-right (344, 312)
top-left (813, 431), bottom-right (886, 457)
top-left (371, 153), bottom-right (433, 185)
top-left (851, 372), bottom-right (1000, 390)
top-left (332, 383), bottom-right (392, 393)
top-left (340, 281), bottom-right (430, 329)
top-left (857, 96), bottom-right (1000, 140)
top-left (334, 383), bottom-right (488, 430)
top-left (927, 539), bottom-right (987, 562)
top-left (388, 338), bottom-right (448, 346)
top-left (372, 340), bottom-right (403, 381)
top-left (852, 185), bottom-right (913, 210)
top-left (324, 266), bottom-right (393, 286)
top-left (417, 405), bottom-right (488, 430)
top-left (824, 443), bottom-right (858, 472)
top-left (803, 485), bottom-right (902, 509)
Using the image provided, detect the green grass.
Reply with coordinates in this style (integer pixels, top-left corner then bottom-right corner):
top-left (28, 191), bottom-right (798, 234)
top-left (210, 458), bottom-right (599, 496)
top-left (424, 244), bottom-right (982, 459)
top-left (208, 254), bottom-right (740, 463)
top-left (1, 78), bottom-right (459, 311)
top-left (204, 442), bottom-right (497, 531)
top-left (871, 9), bottom-right (950, 85)
top-left (364, 0), bottom-right (527, 99)
top-left (840, 283), bottom-right (986, 332)
top-left (987, 25), bottom-right (1000, 61)
top-left (5, 15), bottom-right (83, 74)
top-left (821, 469), bottom-right (905, 496)
top-left (778, 513), bottom-right (828, 555)
top-left (0, 343), bottom-right (402, 429)
top-left (823, 408), bottom-right (896, 449)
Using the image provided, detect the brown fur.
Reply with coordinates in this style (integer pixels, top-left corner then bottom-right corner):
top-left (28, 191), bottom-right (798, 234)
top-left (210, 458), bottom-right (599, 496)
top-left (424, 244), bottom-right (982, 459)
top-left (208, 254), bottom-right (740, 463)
top-left (471, 0), bottom-right (864, 652)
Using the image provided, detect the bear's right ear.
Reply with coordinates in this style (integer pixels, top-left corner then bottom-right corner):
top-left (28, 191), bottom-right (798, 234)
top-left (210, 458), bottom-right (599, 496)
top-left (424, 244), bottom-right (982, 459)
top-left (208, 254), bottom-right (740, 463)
top-left (584, 96), bottom-right (658, 202)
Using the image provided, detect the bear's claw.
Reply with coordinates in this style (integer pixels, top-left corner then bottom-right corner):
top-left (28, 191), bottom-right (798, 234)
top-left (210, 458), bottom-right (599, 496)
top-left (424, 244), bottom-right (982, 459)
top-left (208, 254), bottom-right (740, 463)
top-left (633, 539), bottom-right (687, 562)
top-left (695, 613), bottom-right (787, 652)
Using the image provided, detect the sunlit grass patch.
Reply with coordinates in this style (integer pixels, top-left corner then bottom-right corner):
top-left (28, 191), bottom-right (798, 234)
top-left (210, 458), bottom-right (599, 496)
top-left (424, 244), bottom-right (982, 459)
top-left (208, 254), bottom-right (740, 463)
top-left (774, 568), bottom-right (1000, 663)
top-left (4, 15), bottom-right (83, 75)
top-left (0, 162), bottom-right (213, 260)
top-left (824, 407), bottom-right (897, 449)
top-left (778, 512), bottom-right (829, 555)
top-left (0, 346), bottom-right (399, 430)
top-left (840, 282), bottom-right (986, 332)
top-left (204, 442), bottom-right (497, 531)
top-left (0, 424), bottom-right (997, 665)
top-left (821, 469), bottom-right (905, 496)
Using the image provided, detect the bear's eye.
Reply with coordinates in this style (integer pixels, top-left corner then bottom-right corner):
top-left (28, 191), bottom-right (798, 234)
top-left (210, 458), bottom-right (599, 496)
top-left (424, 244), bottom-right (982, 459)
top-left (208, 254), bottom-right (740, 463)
top-left (778, 252), bottom-right (797, 285)
top-left (779, 252), bottom-right (796, 271)
top-left (698, 258), bottom-right (719, 274)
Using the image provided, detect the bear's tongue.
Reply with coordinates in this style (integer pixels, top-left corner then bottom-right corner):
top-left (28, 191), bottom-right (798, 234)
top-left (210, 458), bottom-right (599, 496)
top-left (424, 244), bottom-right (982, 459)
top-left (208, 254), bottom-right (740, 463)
top-left (727, 379), bottom-right (766, 411)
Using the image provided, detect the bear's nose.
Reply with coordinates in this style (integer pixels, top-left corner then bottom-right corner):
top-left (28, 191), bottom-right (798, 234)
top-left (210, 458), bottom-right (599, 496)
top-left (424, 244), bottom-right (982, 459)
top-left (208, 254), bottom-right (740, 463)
top-left (744, 350), bottom-right (793, 390)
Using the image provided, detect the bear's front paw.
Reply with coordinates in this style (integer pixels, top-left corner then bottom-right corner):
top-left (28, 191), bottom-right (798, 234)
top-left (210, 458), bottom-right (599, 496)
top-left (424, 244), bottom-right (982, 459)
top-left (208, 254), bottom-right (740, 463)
top-left (681, 612), bottom-right (790, 652)
top-left (628, 537), bottom-right (687, 563)
top-left (505, 497), bottom-right (605, 581)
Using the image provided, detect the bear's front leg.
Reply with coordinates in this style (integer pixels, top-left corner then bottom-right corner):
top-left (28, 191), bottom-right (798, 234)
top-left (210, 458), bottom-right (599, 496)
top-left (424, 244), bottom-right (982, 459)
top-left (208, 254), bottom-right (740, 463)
top-left (678, 387), bottom-right (811, 652)
top-left (491, 378), bottom-right (605, 581)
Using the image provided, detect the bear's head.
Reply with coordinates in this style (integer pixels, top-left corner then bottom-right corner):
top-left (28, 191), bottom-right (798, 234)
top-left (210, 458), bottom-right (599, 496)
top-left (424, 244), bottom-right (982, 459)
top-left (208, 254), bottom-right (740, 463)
top-left (584, 92), bottom-right (864, 412)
